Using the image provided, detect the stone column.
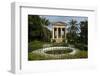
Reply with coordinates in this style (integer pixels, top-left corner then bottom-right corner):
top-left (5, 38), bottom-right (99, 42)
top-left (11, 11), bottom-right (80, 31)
top-left (52, 27), bottom-right (54, 39)
top-left (65, 28), bottom-right (66, 39)
top-left (57, 28), bottom-right (58, 39)
top-left (65, 27), bottom-right (67, 43)
top-left (61, 28), bottom-right (63, 38)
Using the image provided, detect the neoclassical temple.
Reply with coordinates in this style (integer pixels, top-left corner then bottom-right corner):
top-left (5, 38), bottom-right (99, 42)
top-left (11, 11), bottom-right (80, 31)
top-left (52, 22), bottom-right (67, 43)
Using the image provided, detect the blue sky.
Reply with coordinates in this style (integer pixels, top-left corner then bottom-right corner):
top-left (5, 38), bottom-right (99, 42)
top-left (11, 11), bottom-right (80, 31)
top-left (40, 15), bottom-right (88, 24)
top-left (40, 15), bottom-right (88, 31)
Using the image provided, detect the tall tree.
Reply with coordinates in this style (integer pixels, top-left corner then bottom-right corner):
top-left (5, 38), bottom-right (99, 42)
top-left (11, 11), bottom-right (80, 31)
top-left (79, 20), bottom-right (88, 44)
top-left (67, 19), bottom-right (79, 44)
top-left (40, 17), bottom-right (51, 42)
top-left (28, 15), bottom-right (51, 42)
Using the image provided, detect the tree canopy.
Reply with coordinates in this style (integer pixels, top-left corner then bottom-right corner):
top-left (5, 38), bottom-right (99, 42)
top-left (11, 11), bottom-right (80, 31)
top-left (28, 15), bottom-right (51, 42)
top-left (67, 19), bottom-right (88, 46)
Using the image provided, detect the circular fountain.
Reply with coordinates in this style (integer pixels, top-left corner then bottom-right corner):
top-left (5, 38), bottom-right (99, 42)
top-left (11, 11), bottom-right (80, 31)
top-left (32, 46), bottom-right (77, 58)
top-left (43, 47), bottom-right (76, 55)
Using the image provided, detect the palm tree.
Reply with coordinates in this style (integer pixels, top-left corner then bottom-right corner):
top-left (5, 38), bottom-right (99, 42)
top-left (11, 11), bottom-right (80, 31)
top-left (68, 19), bottom-right (79, 33)
top-left (28, 15), bottom-right (51, 42)
top-left (67, 19), bottom-right (79, 44)
top-left (40, 17), bottom-right (51, 42)
top-left (40, 18), bottom-right (50, 26)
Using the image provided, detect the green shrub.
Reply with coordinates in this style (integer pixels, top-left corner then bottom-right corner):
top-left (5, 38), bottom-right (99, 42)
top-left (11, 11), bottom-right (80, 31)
top-left (75, 43), bottom-right (88, 51)
top-left (28, 40), bottom-right (45, 52)
top-left (52, 39), bottom-right (56, 43)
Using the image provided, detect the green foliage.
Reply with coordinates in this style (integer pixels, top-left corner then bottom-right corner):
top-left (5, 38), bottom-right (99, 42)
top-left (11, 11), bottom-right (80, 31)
top-left (68, 19), bottom-right (78, 33)
top-left (52, 39), bottom-right (56, 43)
top-left (79, 20), bottom-right (88, 44)
top-left (67, 19), bottom-right (79, 44)
top-left (41, 27), bottom-right (52, 42)
top-left (28, 15), bottom-right (51, 42)
top-left (74, 43), bottom-right (88, 51)
top-left (66, 19), bottom-right (88, 49)
top-left (63, 39), bottom-right (66, 43)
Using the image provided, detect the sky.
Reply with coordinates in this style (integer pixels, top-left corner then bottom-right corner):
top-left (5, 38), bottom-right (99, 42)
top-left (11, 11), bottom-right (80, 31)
top-left (40, 15), bottom-right (88, 31)
top-left (40, 15), bottom-right (88, 23)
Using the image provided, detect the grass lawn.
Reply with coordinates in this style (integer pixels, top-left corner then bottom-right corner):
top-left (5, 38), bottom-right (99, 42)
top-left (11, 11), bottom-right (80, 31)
top-left (28, 40), bottom-right (51, 52)
top-left (61, 50), bottom-right (88, 59)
